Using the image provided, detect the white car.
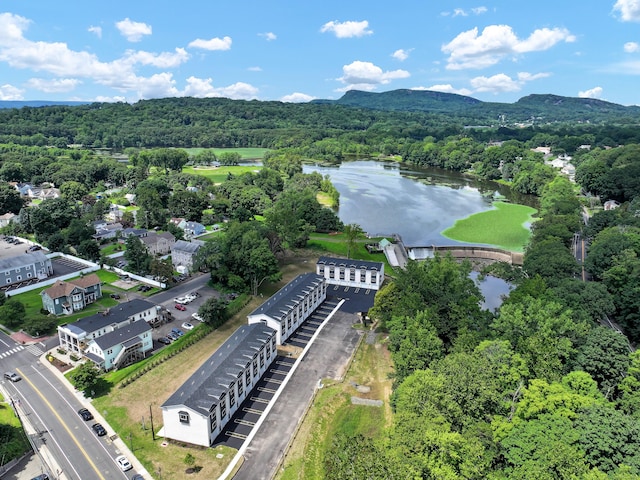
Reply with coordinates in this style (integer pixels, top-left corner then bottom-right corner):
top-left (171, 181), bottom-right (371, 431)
top-left (174, 297), bottom-right (189, 305)
top-left (116, 455), bottom-right (132, 472)
top-left (181, 322), bottom-right (194, 330)
top-left (191, 313), bottom-right (204, 322)
top-left (185, 293), bottom-right (197, 301)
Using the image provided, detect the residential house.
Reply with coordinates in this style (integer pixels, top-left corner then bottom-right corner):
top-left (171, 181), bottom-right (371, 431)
top-left (316, 256), bottom-right (385, 291)
top-left (125, 193), bottom-right (137, 205)
top-left (119, 228), bottom-right (149, 242)
top-left (0, 213), bottom-right (18, 228)
top-left (92, 219), bottom-right (108, 231)
top-left (169, 217), bottom-right (185, 227)
top-left (84, 319), bottom-right (152, 370)
top-left (0, 252), bottom-right (52, 288)
top-left (57, 299), bottom-right (159, 356)
top-left (92, 222), bottom-right (123, 241)
top-left (13, 182), bottom-right (34, 196)
top-left (604, 200), bottom-right (620, 211)
top-left (141, 231), bottom-right (176, 256)
top-left (40, 274), bottom-right (102, 315)
top-left (161, 323), bottom-right (277, 447)
top-left (171, 240), bottom-right (202, 273)
top-left (181, 221), bottom-right (206, 237)
top-left (25, 186), bottom-right (61, 201)
top-left (106, 204), bottom-right (125, 223)
top-left (247, 273), bottom-right (326, 345)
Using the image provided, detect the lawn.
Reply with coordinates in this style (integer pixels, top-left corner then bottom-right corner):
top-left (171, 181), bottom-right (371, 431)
top-left (276, 335), bottom-right (394, 480)
top-left (0, 392), bottom-right (30, 461)
top-left (183, 147), bottom-right (269, 160)
top-left (182, 165), bottom-right (263, 184)
top-left (442, 201), bottom-right (538, 252)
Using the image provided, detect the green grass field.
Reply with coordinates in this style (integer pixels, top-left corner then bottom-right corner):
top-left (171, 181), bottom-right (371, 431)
top-left (182, 165), bottom-right (263, 183)
top-left (442, 201), bottom-right (537, 252)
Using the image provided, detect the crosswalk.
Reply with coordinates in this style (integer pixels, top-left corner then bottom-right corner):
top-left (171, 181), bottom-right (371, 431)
top-left (0, 344), bottom-right (45, 359)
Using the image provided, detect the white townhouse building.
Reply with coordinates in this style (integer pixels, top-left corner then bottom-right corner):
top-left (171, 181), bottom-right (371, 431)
top-left (0, 252), bottom-right (53, 287)
top-left (316, 256), bottom-right (384, 290)
top-left (57, 299), bottom-right (159, 356)
top-left (161, 324), bottom-right (277, 447)
top-left (247, 273), bottom-right (326, 345)
top-left (84, 319), bottom-right (152, 371)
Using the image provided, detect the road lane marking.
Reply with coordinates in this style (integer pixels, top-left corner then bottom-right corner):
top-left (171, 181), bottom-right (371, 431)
top-left (16, 367), bottom-right (107, 480)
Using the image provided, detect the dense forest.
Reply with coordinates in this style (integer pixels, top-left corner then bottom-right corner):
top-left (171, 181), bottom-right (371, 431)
top-left (2, 94), bottom-right (640, 478)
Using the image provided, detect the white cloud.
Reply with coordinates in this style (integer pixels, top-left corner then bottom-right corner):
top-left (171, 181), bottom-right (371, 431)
top-left (320, 20), bottom-right (373, 38)
top-left (188, 36), bottom-right (232, 51)
top-left (88, 26), bottom-right (102, 39)
top-left (115, 18), bottom-right (152, 42)
top-left (442, 24), bottom-right (575, 70)
top-left (247, 66), bottom-right (262, 72)
top-left (446, 6), bottom-right (488, 17)
top-left (414, 84), bottom-right (473, 96)
top-left (259, 32), bottom-right (277, 41)
top-left (280, 92), bottom-right (315, 103)
top-left (392, 49), bottom-right (411, 61)
top-left (578, 86), bottom-right (603, 98)
top-left (624, 41), bottom-right (640, 52)
top-left (121, 48), bottom-right (189, 68)
top-left (182, 77), bottom-right (259, 100)
top-left (0, 83), bottom-right (24, 100)
top-left (614, 0), bottom-right (640, 21)
top-left (0, 13), bottom-right (30, 44)
top-left (453, 8), bottom-right (467, 17)
top-left (94, 95), bottom-right (127, 103)
top-left (472, 7), bottom-right (488, 15)
top-left (337, 60), bottom-right (410, 90)
top-left (26, 77), bottom-right (81, 92)
top-left (470, 71), bottom-right (550, 93)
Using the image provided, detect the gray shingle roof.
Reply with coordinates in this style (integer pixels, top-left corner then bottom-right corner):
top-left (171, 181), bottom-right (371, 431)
top-left (248, 272), bottom-right (324, 323)
top-left (69, 299), bottom-right (155, 334)
top-left (162, 323), bottom-right (275, 413)
top-left (92, 319), bottom-right (151, 350)
top-left (317, 256), bottom-right (383, 271)
top-left (172, 240), bottom-right (201, 254)
top-left (0, 251), bottom-right (49, 271)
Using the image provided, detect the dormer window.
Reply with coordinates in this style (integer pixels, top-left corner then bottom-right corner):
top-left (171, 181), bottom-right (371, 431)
top-left (179, 411), bottom-right (190, 424)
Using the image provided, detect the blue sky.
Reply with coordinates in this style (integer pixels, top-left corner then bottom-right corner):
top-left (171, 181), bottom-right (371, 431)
top-left (1, 1), bottom-right (640, 105)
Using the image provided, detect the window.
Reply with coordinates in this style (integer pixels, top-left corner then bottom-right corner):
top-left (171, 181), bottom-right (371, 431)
top-left (179, 411), bottom-right (190, 424)
top-left (253, 359), bottom-right (258, 376)
top-left (259, 349), bottom-right (265, 368)
top-left (266, 343), bottom-right (271, 358)
top-left (272, 336), bottom-right (276, 350)
top-left (245, 368), bottom-right (251, 386)
top-left (238, 377), bottom-right (244, 396)
top-left (210, 411), bottom-right (217, 432)
top-left (16, 276), bottom-right (21, 281)
top-left (27, 273), bottom-right (32, 278)
top-left (220, 393), bottom-right (227, 418)
top-left (229, 383), bottom-right (236, 407)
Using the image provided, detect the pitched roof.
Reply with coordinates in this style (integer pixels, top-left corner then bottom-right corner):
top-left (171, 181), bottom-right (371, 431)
top-left (91, 318), bottom-right (151, 350)
top-left (162, 324), bottom-right (275, 413)
top-left (172, 239), bottom-right (201, 254)
top-left (0, 251), bottom-right (49, 271)
top-left (41, 280), bottom-right (80, 300)
top-left (248, 273), bottom-right (324, 323)
top-left (68, 299), bottom-right (156, 334)
top-left (317, 256), bottom-right (383, 272)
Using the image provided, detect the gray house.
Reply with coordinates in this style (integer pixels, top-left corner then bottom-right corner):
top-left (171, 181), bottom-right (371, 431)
top-left (0, 252), bottom-right (52, 288)
top-left (171, 240), bottom-right (202, 273)
top-left (40, 274), bottom-right (103, 315)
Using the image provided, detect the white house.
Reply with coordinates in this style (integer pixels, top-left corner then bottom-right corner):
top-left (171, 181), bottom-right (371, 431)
top-left (57, 299), bottom-right (159, 355)
top-left (84, 319), bottom-right (152, 371)
top-left (160, 324), bottom-right (277, 447)
top-left (316, 256), bottom-right (384, 290)
top-left (247, 273), bottom-right (326, 345)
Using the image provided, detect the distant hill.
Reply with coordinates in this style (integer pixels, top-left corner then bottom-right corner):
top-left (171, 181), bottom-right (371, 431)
top-left (313, 89), bottom-right (640, 123)
top-left (0, 100), bottom-right (90, 109)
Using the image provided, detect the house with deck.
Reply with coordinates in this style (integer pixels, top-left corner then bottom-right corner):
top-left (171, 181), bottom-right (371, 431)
top-left (40, 274), bottom-right (102, 315)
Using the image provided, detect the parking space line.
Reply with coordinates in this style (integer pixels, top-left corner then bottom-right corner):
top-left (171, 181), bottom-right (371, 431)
top-left (243, 407), bottom-right (263, 414)
top-left (225, 431), bottom-right (247, 440)
top-left (234, 419), bottom-right (255, 427)
top-left (250, 397), bottom-right (270, 404)
top-left (258, 387), bottom-right (277, 394)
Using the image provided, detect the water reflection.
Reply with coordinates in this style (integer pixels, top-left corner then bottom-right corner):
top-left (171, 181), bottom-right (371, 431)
top-left (470, 271), bottom-right (513, 311)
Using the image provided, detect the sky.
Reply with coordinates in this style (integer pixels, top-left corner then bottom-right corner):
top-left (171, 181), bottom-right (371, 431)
top-left (1, 1), bottom-right (640, 106)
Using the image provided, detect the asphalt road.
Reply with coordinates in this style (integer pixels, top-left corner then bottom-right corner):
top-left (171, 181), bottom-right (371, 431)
top-left (0, 333), bottom-right (143, 480)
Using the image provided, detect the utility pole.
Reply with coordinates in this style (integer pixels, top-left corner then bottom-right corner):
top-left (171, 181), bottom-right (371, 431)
top-left (149, 404), bottom-right (156, 441)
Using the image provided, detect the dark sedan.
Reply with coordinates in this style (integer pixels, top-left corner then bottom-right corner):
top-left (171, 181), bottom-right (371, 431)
top-left (78, 408), bottom-right (93, 421)
top-left (92, 423), bottom-right (107, 436)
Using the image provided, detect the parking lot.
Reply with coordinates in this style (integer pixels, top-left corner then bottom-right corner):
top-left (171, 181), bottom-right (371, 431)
top-left (149, 290), bottom-right (207, 349)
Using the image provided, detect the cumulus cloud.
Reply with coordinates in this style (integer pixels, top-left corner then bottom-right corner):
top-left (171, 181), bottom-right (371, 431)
top-left (115, 18), bottom-right (152, 42)
top-left (444, 6), bottom-right (488, 17)
top-left (121, 48), bottom-right (189, 68)
top-left (442, 24), bottom-right (576, 70)
top-left (337, 60), bottom-right (409, 91)
top-left (578, 86), bottom-right (603, 98)
top-left (470, 71), bottom-right (550, 93)
top-left (614, 0), bottom-right (640, 21)
top-left (624, 41), bottom-right (640, 52)
top-left (188, 36), bottom-right (232, 51)
top-left (88, 26), bottom-right (102, 38)
top-left (0, 83), bottom-right (24, 100)
top-left (247, 66), bottom-right (262, 72)
top-left (280, 92), bottom-right (316, 103)
top-left (182, 77), bottom-right (259, 100)
top-left (26, 77), bottom-right (81, 92)
top-left (259, 32), bottom-right (277, 41)
top-left (392, 49), bottom-right (411, 61)
top-left (320, 20), bottom-right (373, 38)
top-left (94, 95), bottom-right (127, 103)
top-left (414, 84), bottom-right (473, 96)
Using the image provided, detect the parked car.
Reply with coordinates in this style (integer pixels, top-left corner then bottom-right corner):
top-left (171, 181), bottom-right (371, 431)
top-left (131, 475), bottom-right (144, 480)
top-left (4, 371), bottom-right (21, 382)
top-left (175, 303), bottom-right (186, 311)
top-left (28, 245), bottom-right (42, 251)
top-left (166, 332), bottom-right (179, 341)
top-left (116, 455), bottom-right (132, 472)
top-left (78, 408), bottom-right (93, 421)
top-left (110, 293), bottom-right (121, 299)
top-left (140, 285), bottom-right (152, 292)
top-left (181, 322), bottom-right (194, 331)
top-left (191, 313), bottom-right (203, 322)
top-left (157, 337), bottom-right (171, 345)
top-left (174, 297), bottom-right (189, 304)
top-left (185, 293), bottom-right (197, 301)
top-left (30, 475), bottom-right (50, 480)
top-left (92, 423), bottom-right (107, 436)
top-left (171, 327), bottom-right (184, 337)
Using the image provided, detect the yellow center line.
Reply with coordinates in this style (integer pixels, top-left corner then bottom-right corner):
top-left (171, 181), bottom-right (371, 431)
top-left (16, 367), bottom-right (107, 480)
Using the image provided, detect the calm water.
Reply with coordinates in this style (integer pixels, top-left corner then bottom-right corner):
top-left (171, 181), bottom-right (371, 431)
top-left (303, 159), bottom-right (528, 309)
top-left (304, 159), bottom-right (534, 247)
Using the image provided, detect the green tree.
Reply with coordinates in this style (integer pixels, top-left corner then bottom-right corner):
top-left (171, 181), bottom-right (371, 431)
top-left (199, 297), bottom-right (229, 328)
top-left (124, 236), bottom-right (151, 274)
top-left (0, 182), bottom-right (24, 214)
top-left (60, 180), bottom-right (89, 202)
top-left (77, 240), bottom-right (101, 262)
top-left (0, 298), bottom-right (26, 329)
top-left (70, 361), bottom-right (101, 396)
top-left (343, 223), bottom-right (363, 259)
